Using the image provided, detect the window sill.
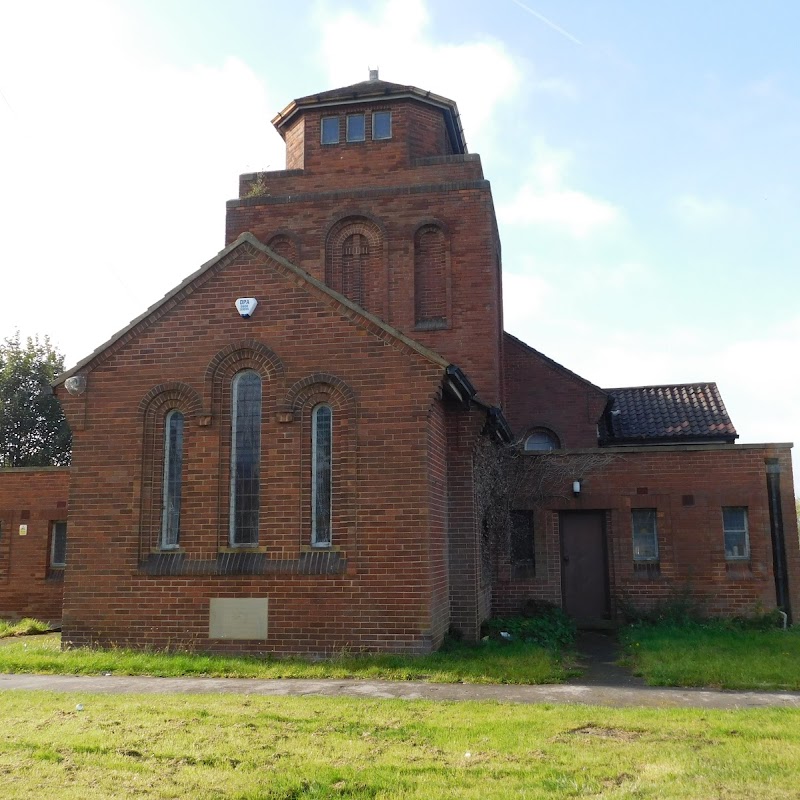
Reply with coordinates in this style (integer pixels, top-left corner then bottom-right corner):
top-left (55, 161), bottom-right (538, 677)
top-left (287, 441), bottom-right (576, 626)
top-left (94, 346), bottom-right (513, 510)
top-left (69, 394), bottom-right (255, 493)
top-left (138, 549), bottom-right (346, 577)
top-left (633, 561), bottom-right (661, 578)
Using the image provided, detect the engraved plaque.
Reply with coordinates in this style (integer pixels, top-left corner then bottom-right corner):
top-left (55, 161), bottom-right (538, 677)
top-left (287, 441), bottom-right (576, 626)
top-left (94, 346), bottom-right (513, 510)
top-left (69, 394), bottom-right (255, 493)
top-left (209, 598), bottom-right (268, 640)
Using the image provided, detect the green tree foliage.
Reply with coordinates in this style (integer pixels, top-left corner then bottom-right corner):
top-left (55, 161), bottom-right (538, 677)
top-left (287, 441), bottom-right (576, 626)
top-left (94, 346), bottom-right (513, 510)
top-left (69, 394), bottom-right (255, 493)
top-left (0, 333), bottom-right (71, 467)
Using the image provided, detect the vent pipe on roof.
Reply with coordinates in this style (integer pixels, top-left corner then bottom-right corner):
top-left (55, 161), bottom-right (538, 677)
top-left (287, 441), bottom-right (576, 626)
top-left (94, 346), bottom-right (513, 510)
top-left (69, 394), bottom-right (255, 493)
top-left (369, 67), bottom-right (379, 81)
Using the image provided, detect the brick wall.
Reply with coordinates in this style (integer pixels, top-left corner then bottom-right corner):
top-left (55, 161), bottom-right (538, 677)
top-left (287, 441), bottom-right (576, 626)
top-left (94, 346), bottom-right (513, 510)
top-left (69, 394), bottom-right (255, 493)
top-left (229, 155), bottom-right (503, 406)
top-left (58, 243), bottom-right (462, 655)
top-left (0, 468), bottom-right (69, 622)
top-left (493, 444), bottom-right (800, 620)
top-left (503, 333), bottom-right (607, 448)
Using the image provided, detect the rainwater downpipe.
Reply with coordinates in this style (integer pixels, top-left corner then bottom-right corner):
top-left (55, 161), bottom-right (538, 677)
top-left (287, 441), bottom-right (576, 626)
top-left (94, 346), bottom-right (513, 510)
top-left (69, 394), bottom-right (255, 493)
top-left (766, 458), bottom-right (792, 625)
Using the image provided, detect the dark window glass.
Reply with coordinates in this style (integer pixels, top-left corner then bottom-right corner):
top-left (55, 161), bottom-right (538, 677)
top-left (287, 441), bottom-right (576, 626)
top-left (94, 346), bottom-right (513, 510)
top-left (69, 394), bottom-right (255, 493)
top-left (312, 404), bottom-right (333, 546)
top-left (321, 116), bottom-right (340, 144)
top-left (372, 111), bottom-right (392, 139)
top-left (723, 506), bottom-right (749, 560)
top-left (524, 429), bottom-right (560, 452)
top-left (632, 508), bottom-right (658, 561)
top-left (51, 521), bottom-right (67, 567)
top-left (346, 114), bottom-right (365, 142)
top-left (161, 410), bottom-right (184, 549)
top-left (231, 370), bottom-right (261, 546)
top-left (510, 510), bottom-right (535, 563)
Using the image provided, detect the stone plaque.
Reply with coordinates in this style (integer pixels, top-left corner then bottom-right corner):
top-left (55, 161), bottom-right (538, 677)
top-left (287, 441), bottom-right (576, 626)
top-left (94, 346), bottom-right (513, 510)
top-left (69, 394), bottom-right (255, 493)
top-left (209, 598), bottom-right (268, 640)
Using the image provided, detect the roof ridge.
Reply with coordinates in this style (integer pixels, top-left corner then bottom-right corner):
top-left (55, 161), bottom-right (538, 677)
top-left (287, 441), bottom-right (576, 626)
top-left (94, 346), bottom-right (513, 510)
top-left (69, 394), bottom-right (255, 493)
top-left (503, 331), bottom-right (607, 396)
top-left (55, 233), bottom-right (449, 385)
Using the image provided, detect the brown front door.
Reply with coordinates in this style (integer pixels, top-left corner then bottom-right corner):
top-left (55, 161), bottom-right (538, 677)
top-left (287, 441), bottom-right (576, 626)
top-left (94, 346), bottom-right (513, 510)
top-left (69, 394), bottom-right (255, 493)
top-left (560, 511), bottom-right (609, 624)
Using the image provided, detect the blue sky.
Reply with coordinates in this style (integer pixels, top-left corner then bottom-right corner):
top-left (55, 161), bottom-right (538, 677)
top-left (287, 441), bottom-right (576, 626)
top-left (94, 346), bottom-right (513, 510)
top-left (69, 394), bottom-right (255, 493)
top-left (1, 0), bottom-right (798, 468)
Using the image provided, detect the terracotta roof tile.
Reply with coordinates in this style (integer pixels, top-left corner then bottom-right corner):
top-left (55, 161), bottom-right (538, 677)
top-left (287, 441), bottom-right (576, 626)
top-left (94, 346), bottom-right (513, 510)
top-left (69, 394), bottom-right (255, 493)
top-left (601, 383), bottom-right (738, 443)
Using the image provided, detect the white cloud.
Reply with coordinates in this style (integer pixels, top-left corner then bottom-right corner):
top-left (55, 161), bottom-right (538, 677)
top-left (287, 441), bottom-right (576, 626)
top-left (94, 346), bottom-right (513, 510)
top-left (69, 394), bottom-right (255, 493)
top-left (0, 1), bottom-right (282, 367)
top-left (673, 194), bottom-right (748, 227)
top-left (314, 0), bottom-right (521, 150)
top-left (498, 140), bottom-right (623, 238)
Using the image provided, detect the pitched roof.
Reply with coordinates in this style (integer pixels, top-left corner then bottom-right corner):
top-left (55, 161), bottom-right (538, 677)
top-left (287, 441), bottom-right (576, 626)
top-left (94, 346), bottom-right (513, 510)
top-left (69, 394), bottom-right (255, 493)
top-left (54, 233), bottom-right (452, 385)
top-left (271, 77), bottom-right (466, 154)
top-left (601, 383), bottom-right (738, 443)
top-left (503, 332), bottom-right (608, 399)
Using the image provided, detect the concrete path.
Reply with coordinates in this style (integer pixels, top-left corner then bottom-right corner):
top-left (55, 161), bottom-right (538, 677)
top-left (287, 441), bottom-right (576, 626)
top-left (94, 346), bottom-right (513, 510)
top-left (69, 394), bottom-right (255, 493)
top-left (2, 672), bottom-right (800, 709)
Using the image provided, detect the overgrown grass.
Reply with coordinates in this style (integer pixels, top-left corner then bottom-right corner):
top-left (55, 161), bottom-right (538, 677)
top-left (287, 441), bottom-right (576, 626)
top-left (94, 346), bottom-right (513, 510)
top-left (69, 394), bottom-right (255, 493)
top-left (1, 690), bottom-right (799, 798)
top-left (0, 618), bottom-right (52, 638)
top-left (0, 634), bottom-right (571, 685)
top-left (621, 621), bottom-right (800, 690)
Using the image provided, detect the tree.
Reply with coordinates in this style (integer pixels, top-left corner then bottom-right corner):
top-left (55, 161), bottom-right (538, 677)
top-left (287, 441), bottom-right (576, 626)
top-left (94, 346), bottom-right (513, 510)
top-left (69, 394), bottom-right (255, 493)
top-left (0, 332), bottom-right (72, 467)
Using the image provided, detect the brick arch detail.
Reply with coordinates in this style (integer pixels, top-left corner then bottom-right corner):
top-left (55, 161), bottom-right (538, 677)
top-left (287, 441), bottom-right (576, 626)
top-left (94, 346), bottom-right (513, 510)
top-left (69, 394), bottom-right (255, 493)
top-left (325, 215), bottom-right (386, 314)
top-left (266, 232), bottom-right (299, 265)
top-left (138, 382), bottom-right (202, 418)
top-left (204, 340), bottom-right (285, 416)
top-left (284, 373), bottom-right (357, 416)
top-left (414, 222), bottom-right (450, 328)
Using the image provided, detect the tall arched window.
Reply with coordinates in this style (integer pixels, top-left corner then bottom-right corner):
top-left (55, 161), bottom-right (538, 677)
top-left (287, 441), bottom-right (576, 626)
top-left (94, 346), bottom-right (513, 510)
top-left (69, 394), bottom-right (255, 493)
top-left (161, 409), bottom-right (184, 549)
top-left (230, 370), bottom-right (261, 546)
top-left (341, 233), bottom-right (367, 307)
top-left (311, 404), bottom-right (333, 546)
top-left (414, 224), bottom-right (447, 328)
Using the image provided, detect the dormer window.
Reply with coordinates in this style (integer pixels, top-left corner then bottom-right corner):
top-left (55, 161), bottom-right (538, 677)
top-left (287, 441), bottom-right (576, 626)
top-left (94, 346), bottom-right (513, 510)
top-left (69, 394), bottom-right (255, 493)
top-left (321, 116), bottom-right (340, 144)
top-left (346, 113), bottom-right (365, 142)
top-left (372, 111), bottom-right (392, 140)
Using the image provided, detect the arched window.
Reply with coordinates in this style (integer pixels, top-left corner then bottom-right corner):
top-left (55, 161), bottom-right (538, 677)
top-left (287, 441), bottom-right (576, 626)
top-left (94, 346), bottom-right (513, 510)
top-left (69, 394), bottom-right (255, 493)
top-left (414, 225), bottom-right (447, 328)
top-left (230, 370), bottom-right (261, 546)
top-left (524, 428), bottom-right (560, 452)
top-left (340, 233), bottom-right (367, 307)
top-left (325, 218), bottom-right (383, 313)
top-left (161, 409), bottom-right (184, 549)
top-left (311, 404), bottom-right (333, 546)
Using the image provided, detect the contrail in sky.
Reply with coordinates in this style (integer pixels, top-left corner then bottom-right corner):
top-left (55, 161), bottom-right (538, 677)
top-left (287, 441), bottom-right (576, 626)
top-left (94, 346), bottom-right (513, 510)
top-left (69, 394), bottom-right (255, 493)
top-left (508, 0), bottom-right (583, 45)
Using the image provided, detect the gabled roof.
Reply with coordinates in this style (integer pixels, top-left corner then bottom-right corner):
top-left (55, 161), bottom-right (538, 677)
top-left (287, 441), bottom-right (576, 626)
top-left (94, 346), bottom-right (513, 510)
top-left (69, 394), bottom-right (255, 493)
top-left (601, 383), bottom-right (738, 444)
top-left (503, 332), bottom-right (608, 399)
top-left (271, 78), bottom-right (466, 154)
top-left (54, 233), bottom-right (453, 386)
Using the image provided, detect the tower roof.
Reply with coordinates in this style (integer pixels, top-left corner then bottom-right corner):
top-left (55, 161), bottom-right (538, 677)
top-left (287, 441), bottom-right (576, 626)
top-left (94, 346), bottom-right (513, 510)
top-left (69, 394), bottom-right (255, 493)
top-left (271, 76), bottom-right (467, 154)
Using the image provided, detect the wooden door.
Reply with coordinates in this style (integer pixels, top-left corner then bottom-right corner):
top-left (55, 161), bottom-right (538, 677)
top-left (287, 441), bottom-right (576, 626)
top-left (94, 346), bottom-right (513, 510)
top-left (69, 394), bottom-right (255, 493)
top-left (560, 512), bottom-right (609, 624)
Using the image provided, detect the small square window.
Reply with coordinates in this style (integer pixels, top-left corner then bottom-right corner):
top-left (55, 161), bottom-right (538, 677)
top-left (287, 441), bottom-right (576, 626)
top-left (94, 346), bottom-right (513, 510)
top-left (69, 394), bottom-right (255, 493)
top-left (346, 114), bottom-right (365, 142)
top-left (372, 111), bottom-right (392, 140)
top-left (723, 507), bottom-right (750, 560)
top-left (632, 508), bottom-right (658, 561)
top-left (321, 116), bottom-right (340, 145)
top-left (51, 521), bottom-right (67, 568)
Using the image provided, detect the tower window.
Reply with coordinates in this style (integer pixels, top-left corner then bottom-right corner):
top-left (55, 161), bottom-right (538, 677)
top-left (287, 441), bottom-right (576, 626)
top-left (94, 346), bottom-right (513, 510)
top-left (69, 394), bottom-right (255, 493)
top-left (346, 114), bottom-right (365, 142)
top-left (321, 116), bottom-right (340, 144)
top-left (372, 111), bottom-right (392, 140)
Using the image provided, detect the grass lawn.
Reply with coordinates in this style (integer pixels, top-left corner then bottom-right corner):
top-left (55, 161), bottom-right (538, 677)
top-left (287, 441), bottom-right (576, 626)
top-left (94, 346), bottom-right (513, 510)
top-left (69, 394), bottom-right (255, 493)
top-left (1, 691), bottom-right (798, 799)
top-left (0, 634), bottom-right (570, 685)
top-left (620, 622), bottom-right (800, 690)
top-left (0, 618), bottom-right (52, 638)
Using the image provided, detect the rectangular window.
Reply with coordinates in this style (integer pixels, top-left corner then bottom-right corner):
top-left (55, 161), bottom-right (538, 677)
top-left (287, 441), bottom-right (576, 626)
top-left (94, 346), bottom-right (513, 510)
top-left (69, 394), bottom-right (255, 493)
top-left (372, 110), bottom-right (392, 140)
top-left (321, 116), bottom-right (340, 144)
top-left (51, 521), bottom-right (67, 567)
top-left (161, 410), bottom-right (184, 549)
top-left (723, 507), bottom-right (750, 560)
top-left (346, 113), bottom-right (365, 142)
top-left (510, 510), bottom-right (535, 564)
top-left (632, 508), bottom-right (658, 561)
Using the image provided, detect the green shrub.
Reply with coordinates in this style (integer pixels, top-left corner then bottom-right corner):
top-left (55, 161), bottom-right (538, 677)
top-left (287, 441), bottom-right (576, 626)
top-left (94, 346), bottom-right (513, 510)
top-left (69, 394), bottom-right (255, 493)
top-left (483, 604), bottom-right (576, 651)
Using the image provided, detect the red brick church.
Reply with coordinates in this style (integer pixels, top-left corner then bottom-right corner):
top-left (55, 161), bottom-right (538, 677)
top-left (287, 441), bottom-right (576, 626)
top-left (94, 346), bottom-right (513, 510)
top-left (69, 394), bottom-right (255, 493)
top-left (2, 75), bottom-right (798, 653)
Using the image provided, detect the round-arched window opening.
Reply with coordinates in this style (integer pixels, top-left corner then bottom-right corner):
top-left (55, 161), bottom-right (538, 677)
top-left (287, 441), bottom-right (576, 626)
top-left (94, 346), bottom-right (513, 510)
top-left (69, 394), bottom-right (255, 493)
top-left (524, 429), bottom-right (560, 452)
